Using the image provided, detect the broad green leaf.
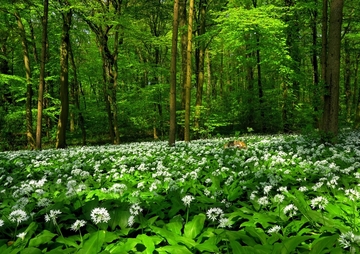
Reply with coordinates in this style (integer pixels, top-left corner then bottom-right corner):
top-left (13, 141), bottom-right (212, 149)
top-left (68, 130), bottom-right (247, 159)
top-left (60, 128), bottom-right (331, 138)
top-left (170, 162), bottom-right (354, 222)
top-left (156, 245), bottom-right (192, 254)
top-left (245, 227), bottom-right (267, 245)
top-left (195, 237), bottom-right (219, 252)
top-left (150, 226), bottom-right (196, 248)
top-left (56, 236), bottom-right (80, 249)
top-left (19, 247), bottom-right (42, 254)
top-left (78, 230), bottom-right (106, 254)
top-left (230, 240), bottom-right (248, 254)
top-left (28, 230), bottom-right (57, 248)
top-left (310, 234), bottom-right (339, 254)
top-left (108, 238), bottom-right (141, 253)
top-left (273, 236), bottom-right (312, 254)
top-left (184, 214), bottom-right (206, 239)
top-left (137, 234), bottom-right (155, 254)
top-left (165, 215), bottom-right (183, 235)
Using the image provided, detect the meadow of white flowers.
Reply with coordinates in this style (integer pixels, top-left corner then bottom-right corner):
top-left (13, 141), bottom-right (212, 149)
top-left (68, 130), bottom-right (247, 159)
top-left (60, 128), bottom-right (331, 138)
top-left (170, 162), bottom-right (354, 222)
top-left (0, 131), bottom-right (360, 253)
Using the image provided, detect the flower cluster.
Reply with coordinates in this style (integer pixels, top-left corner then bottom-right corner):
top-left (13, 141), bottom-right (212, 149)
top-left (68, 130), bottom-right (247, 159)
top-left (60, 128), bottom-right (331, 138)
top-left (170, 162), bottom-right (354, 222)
top-left (90, 207), bottom-right (111, 224)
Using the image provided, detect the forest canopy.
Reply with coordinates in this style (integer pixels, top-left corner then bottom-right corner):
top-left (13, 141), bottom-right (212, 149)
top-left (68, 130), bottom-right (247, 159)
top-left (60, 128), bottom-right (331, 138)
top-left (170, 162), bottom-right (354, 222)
top-left (0, 0), bottom-right (357, 150)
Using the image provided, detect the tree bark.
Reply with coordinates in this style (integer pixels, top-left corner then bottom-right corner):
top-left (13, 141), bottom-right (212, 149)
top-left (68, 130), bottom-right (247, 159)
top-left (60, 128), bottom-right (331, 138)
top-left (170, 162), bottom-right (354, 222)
top-left (56, 4), bottom-right (72, 149)
top-left (36, 0), bottom-right (49, 150)
top-left (184, 0), bottom-right (194, 142)
top-left (194, 0), bottom-right (206, 136)
top-left (321, 0), bottom-right (344, 140)
top-left (14, 11), bottom-right (35, 149)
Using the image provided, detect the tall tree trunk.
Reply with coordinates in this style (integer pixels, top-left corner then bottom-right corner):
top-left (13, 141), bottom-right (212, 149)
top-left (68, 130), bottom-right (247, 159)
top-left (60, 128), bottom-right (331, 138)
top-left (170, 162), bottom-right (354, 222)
top-left (169, 0), bottom-right (179, 146)
top-left (184, 0), bottom-right (194, 142)
top-left (14, 11), bottom-right (35, 149)
top-left (194, 0), bottom-right (206, 136)
top-left (36, 0), bottom-right (49, 150)
top-left (56, 5), bottom-right (72, 148)
top-left (69, 42), bottom-right (86, 145)
top-left (320, 0), bottom-right (328, 130)
top-left (112, 28), bottom-right (121, 145)
top-left (344, 38), bottom-right (352, 122)
top-left (311, 0), bottom-right (320, 126)
top-left (256, 35), bottom-right (264, 132)
top-left (179, 0), bottom-right (187, 140)
top-left (354, 54), bottom-right (360, 128)
top-left (321, 0), bottom-right (344, 140)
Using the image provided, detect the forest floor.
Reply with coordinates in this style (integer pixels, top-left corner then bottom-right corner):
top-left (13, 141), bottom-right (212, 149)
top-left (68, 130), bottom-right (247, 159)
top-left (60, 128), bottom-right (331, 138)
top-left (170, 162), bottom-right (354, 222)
top-left (0, 130), bottom-right (359, 253)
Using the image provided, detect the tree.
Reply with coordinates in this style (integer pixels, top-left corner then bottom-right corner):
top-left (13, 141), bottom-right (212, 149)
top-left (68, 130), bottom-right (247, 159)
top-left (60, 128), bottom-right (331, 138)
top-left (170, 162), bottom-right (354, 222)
top-left (56, 1), bottom-right (72, 148)
top-left (184, 0), bottom-right (194, 142)
top-left (14, 9), bottom-right (35, 149)
top-left (320, 0), bottom-right (344, 140)
top-left (169, 0), bottom-right (180, 146)
top-left (36, 0), bottom-right (49, 150)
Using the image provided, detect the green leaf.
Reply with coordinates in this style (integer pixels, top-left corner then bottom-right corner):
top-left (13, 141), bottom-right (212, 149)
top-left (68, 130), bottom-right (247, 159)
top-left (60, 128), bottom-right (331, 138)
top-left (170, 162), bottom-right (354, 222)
top-left (56, 236), bottom-right (80, 249)
top-left (195, 237), bottom-right (219, 252)
top-left (165, 215), bottom-right (183, 235)
top-left (150, 226), bottom-right (196, 248)
top-left (184, 214), bottom-right (206, 239)
top-left (28, 230), bottom-right (57, 248)
top-left (245, 226), bottom-right (267, 245)
top-left (78, 230), bottom-right (106, 254)
top-left (136, 234), bottom-right (155, 254)
top-left (108, 238), bottom-right (141, 253)
top-left (19, 247), bottom-right (42, 254)
top-left (230, 240), bottom-right (247, 254)
top-left (156, 245), bottom-right (192, 254)
top-left (273, 236), bottom-right (312, 254)
top-left (310, 234), bottom-right (339, 254)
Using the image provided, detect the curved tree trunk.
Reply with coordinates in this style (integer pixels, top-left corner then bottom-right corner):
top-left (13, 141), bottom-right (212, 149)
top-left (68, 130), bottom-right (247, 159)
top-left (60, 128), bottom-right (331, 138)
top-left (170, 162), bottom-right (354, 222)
top-left (14, 11), bottom-right (35, 149)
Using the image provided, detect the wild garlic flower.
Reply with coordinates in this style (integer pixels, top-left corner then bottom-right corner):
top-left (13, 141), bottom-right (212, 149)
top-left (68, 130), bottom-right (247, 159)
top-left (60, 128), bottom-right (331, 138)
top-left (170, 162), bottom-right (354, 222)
top-left (263, 185), bottom-right (272, 195)
top-left (37, 198), bottom-right (51, 207)
top-left (345, 189), bottom-right (360, 201)
top-left (90, 207), bottom-right (111, 224)
top-left (127, 215), bottom-right (135, 227)
top-left (45, 210), bottom-right (62, 224)
top-left (277, 186), bottom-right (288, 193)
top-left (129, 203), bottom-right (143, 216)
top-left (218, 217), bottom-right (231, 228)
top-left (0, 219), bottom-right (4, 227)
top-left (298, 186), bottom-right (308, 192)
top-left (182, 195), bottom-right (195, 207)
top-left (257, 196), bottom-right (270, 206)
top-left (17, 232), bottom-right (27, 240)
top-left (274, 194), bottom-right (285, 204)
top-left (310, 196), bottom-right (328, 210)
top-left (267, 225), bottom-right (281, 234)
top-left (70, 220), bottom-right (87, 231)
top-left (283, 204), bottom-right (298, 217)
top-left (206, 207), bottom-right (224, 222)
top-left (9, 209), bottom-right (28, 224)
top-left (339, 231), bottom-right (360, 249)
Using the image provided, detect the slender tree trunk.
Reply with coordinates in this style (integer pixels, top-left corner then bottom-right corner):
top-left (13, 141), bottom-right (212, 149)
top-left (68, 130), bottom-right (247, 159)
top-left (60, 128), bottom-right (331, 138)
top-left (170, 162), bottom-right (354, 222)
top-left (194, 0), bottom-right (206, 136)
top-left (256, 35), bottom-right (264, 132)
top-left (179, 0), bottom-right (187, 140)
top-left (184, 0), bottom-right (194, 142)
top-left (69, 42), bottom-right (86, 145)
top-left (14, 11), bottom-right (35, 149)
top-left (112, 27), bottom-right (121, 145)
top-left (311, 0), bottom-right (320, 126)
top-left (344, 38), bottom-right (352, 122)
top-left (56, 5), bottom-right (72, 148)
top-left (321, 0), bottom-right (344, 140)
top-left (354, 54), bottom-right (360, 128)
top-left (36, 0), bottom-right (49, 150)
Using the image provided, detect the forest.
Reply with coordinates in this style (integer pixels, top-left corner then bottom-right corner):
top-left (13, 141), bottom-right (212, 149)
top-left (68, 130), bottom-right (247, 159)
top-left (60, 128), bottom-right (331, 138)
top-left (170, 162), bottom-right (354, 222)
top-left (0, 0), bottom-right (357, 150)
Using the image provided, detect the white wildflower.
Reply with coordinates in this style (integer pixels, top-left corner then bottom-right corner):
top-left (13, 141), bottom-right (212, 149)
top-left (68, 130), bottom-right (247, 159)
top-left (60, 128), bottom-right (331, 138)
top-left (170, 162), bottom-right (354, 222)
top-left (182, 195), bottom-right (195, 207)
top-left (70, 220), bottom-right (87, 231)
top-left (17, 232), bottom-right (27, 241)
top-left (127, 215), bottom-right (135, 227)
top-left (257, 196), bottom-right (270, 206)
top-left (267, 225), bottom-right (281, 234)
top-left (90, 207), bottom-right (111, 224)
top-left (298, 186), bottom-right (308, 192)
top-left (345, 189), bottom-right (360, 201)
top-left (206, 207), bottom-right (224, 222)
top-left (264, 185), bottom-right (272, 195)
top-left (0, 219), bottom-right (4, 227)
top-left (218, 217), bottom-right (231, 228)
top-left (274, 194), bottom-right (285, 204)
top-left (339, 231), bottom-right (360, 249)
top-left (310, 196), bottom-right (329, 210)
top-left (9, 209), bottom-right (28, 224)
top-left (283, 204), bottom-right (298, 218)
top-left (45, 210), bottom-right (62, 224)
top-left (129, 203), bottom-right (143, 216)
